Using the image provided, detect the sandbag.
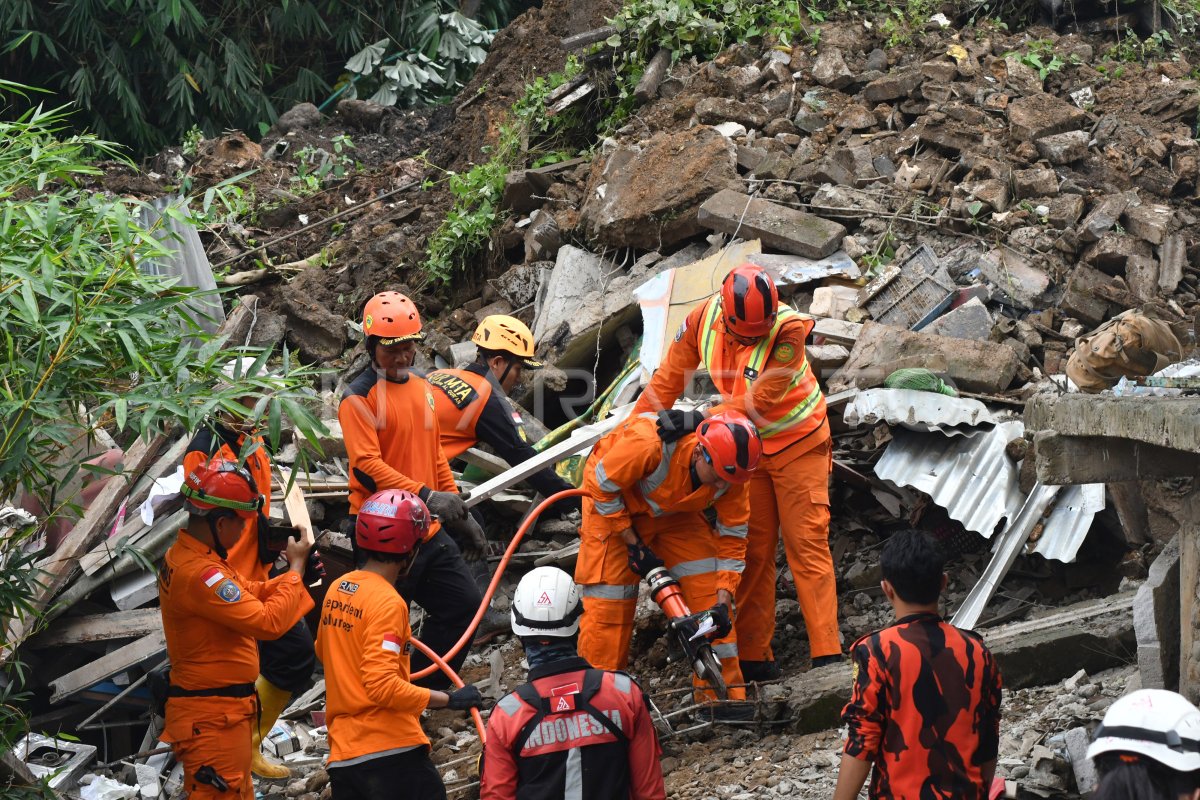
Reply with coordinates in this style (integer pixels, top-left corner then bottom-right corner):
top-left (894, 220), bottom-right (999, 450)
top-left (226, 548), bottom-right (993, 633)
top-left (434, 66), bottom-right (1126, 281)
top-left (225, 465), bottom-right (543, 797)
top-left (1066, 309), bottom-right (1182, 393)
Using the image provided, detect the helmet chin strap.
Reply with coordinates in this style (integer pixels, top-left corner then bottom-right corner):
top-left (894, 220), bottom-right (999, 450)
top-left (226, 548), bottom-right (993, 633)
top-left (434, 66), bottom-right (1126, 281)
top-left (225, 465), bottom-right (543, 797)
top-left (206, 515), bottom-right (230, 561)
top-left (497, 356), bottom-right (515, 386)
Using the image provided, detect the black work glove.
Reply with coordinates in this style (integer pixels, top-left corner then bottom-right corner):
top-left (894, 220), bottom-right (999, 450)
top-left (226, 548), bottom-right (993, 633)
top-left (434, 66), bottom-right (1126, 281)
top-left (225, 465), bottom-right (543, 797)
top-left (426, 490), bottom-right (467, 523)
top-left (446, 685), bottom-right (483, 711)
top-left (626, 540), bottom-right (665, 577)
top-left (656, 409), bottom-right (706, 443)
top-left (706, 603), bottom-right (733, 639)
top-left (445, 514), bottom-right (487, 562)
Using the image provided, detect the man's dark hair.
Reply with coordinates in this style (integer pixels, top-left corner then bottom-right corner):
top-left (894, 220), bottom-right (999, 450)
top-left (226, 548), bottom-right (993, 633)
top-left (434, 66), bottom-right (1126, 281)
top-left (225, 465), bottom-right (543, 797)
top-left (356, 547), bottom-right (418, 568)
top-left (880, 529), bottom-right (945, 605)
top-left (476, 347), bottom-right (509, 363)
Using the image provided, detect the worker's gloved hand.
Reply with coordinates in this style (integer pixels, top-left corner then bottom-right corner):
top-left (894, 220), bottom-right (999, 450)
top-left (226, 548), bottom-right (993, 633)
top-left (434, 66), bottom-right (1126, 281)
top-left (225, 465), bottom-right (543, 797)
top-left (445, 514), bottom-right (488, 562)
top-left (426, 490), bottom-right (467, 523)
top-left (656, 409), bottom-right (706, 443)
top-left (446, 685), bottom-right (483, 711)
top-left (626, 541), bottom-right (665, 577)
top-left (303, 550), bottom-right (326, 585)
top-left (706, 603), bottom-right (733, 639)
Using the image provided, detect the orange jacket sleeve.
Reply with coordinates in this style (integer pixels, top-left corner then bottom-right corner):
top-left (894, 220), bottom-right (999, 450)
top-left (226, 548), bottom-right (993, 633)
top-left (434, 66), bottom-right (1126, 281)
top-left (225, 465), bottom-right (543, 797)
top-left (180, 569), bottom-right (313, 641)
top-left (712, 483), bottom-right (750, 596)
top-left (842, 637), bottom-right (887, 761)
top-left (359, 595), bottom-right (432, 715)
top-left (434, 441), bottom-right (458, 494)
top-left (627, 682), bottom-right (668, 800)
top-left (480, 710), bottom-right (518, 799)
top-left (709, 318), bottom-right (813, 427)
top-left (338, 394), bottom-right (429, 495)
top-left (584, 424), bottom-right (662, 534)
top-left (633, 305), bottom-right (706, 416)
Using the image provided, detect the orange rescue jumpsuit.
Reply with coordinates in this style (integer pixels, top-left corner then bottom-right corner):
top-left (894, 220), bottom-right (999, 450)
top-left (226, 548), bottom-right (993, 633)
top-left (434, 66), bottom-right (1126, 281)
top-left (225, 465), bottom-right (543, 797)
top-left (634, 298), bottom-right (839, 661)
top-left (158, 533), bottom-right (314, 799)
top-left (575, 414), bottom-right (749, 699)
top-left (314, 570), bottom-right (432, 764)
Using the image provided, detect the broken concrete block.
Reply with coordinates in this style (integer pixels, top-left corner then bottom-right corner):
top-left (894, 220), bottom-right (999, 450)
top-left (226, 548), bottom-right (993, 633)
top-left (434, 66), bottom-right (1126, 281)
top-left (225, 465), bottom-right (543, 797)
top-left (793, 108), bottom-right (826, 133)
top-left (1135, 535), bottom-right (1180, 690)
top-left (828, 321), bottom-right (1021, 394)
top-left (790, 157), bottom-right (856, 187)
top-left (1065, 727), bottom-right (1100, 795)
top-left (834, 104), bottom-right (877, 130)
top-left (1060, 264), bottom-right (1115, 326)
top-left (1036, 130), bottom-right (1090, 164)
top-left (490, 262), bottom-right (543, 308)
top-left (1013, 166), bottom-right (1058, 199)
top-left (1125, 255), bottom-right (1161, 302)
top-left (1077, 192), bottom-right (1133, 244)
top-left (698, 189), bottom-right (847, 259)
top-left (694, 97), bottom-right (769, 129)
top-left (978, 248), bottom-right (1052, 309)
top-left (811, 48), bottom-right (854, 89)
top-left (1046, 194), bottom-right (1086, 229)
top-left (501, 170), bottom-right (539, 214)
top-left (961, 179), bottom-right (1010, 213)
top-left (523, 209), bottom-right (562, 262)
top-left (449, 341), bottom-right (477, 367)
top-left (281, 266), bottom-right (347, 363)
top-left (1159, 234), bottom-right (1186, 294)
top-left (1082, 232), bottom-right (1153, 275)
top-left (581, 126), bottom-right (738, 250)
top-left (809, 286), bottom-right (859, 319)
top-left (922, 297), bottom-right (994, 340)
top-left (1007, 93), bottom-right (1089, 141)
top-left (532, 246), bottom-right (607, 341)
top-left (863, 68), bottom-right (923, 104)
top-left (1122, 202), bottom-right (1174, 246)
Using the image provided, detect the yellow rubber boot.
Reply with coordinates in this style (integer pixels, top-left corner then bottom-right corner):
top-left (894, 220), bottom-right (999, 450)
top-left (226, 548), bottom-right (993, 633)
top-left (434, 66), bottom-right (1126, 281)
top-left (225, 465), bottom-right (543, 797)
top-left (251, 676), bottom-right (293, 780)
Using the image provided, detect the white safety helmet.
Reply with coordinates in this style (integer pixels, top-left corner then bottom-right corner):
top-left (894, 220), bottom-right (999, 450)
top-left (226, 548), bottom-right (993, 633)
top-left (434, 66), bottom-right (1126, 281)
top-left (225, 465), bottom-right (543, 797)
top-left (510, 567), bottom-right (582, 639)
top-left (1087, 689), bottom-right (1200, 774)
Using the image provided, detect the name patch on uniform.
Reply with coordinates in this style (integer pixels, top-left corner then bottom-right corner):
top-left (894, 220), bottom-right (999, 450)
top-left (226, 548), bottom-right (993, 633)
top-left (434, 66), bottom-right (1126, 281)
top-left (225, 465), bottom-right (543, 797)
top-left (337, 580), bottom-right (360, 595)
top-left (773, 343), bottom-right (796, 363)
top-left (743, 366), bottom-right (760, 381)
top-left (427, 372), bottom-right (479, 410)
top-left (216, 579), bottom-right (242, 603)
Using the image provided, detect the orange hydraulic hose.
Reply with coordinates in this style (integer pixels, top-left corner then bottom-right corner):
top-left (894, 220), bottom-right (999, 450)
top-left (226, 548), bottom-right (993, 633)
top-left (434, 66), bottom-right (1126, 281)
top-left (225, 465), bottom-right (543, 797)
top-left (412, 488), bottom-right (587, 681)
top-left (410, 635), bottom-right (487, 742)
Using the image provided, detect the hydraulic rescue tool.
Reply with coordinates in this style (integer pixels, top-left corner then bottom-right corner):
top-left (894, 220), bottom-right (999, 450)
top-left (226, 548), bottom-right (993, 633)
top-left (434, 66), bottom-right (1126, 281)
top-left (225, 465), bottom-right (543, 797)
top-left (645, 566), bottom-right (728, 699)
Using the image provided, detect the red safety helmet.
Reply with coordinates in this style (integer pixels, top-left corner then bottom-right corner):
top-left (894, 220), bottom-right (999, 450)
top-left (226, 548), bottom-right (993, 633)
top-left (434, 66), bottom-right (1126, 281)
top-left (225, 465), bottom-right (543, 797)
top-left (695, 411), bottom-right (763, 484)
top-left (181, 459), bottom-right (264, 520)
top-left (356, 489), bottom-right (429, 555)
top-left (720, 263), bottom-right (779, 339)
top-left (362, 291), bottom-right (424, 344)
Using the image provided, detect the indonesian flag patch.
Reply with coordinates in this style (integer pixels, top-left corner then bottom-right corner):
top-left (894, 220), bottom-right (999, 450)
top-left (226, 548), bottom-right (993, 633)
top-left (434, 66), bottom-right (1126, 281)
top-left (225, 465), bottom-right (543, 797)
top-left (201, 567), bottom-right (225, 588)
top-left (382, 633), bottom-right (404, 654)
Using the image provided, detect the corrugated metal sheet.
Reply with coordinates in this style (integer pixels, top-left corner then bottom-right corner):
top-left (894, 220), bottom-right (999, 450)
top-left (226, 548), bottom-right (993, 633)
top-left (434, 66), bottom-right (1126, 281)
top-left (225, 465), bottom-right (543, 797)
top-left (875, 422), bottom-right (1104, 563)
top-left (844, 388), bottom-right (997, 437)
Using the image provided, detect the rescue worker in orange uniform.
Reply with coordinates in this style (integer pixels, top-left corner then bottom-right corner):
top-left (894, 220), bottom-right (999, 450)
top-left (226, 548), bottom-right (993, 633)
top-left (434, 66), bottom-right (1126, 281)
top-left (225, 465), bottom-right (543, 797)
top-left (338, 291), bottom-right (487, 689)
top-left (158, 460), bottom-right (314, 799)
top-left (316, 489), bottom-right (483, 800)
top-left (183, 358), bottom-right (317, 779)
top-left (574, 410), bottom-right (763, 710)
top-left (634, 263), bottom-right (840, 680)
top-left (425, 315), bottom-right (578, 512)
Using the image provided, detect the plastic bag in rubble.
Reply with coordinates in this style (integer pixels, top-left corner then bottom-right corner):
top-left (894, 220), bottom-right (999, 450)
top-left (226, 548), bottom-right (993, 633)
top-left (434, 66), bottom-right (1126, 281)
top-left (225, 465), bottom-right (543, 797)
top-left (79, 775), bottom-right (139, 800)
top-left (1066, 309), bottom-right (1182, 393)
top-left (882, 367), bottom-right (958, 396)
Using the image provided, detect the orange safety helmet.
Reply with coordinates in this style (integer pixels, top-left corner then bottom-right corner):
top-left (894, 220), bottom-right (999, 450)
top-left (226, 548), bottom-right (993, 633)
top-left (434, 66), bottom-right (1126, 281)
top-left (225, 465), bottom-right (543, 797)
top-left (356, 489), bottom-right (429, 555)
top-left (362, 291), bottom-right (424, 344)
top-left (181, 459), bottom-right (264, 519)
top-left (471, 315), bottom-right (543, 368)
top-left (695, 411), bottom-right (763, 483)
top-left (720, 263), bottom-right (779, 339)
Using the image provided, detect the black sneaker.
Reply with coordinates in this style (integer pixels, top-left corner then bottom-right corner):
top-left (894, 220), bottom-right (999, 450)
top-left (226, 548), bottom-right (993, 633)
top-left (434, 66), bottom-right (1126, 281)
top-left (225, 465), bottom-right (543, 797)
top-left (811, 654), bottom-right (845, 669)
top-left (696, 701), bottom-right (756, 723)
top-left (739, 660), bottom-right (782, 681)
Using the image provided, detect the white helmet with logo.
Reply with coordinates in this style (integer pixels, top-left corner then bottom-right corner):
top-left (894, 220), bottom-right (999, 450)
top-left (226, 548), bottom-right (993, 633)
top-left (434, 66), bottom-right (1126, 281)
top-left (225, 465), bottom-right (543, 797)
top-left (511, 566), bottom-right (582, 638)
top-left (1087, 689), bottom-right (1200, 773)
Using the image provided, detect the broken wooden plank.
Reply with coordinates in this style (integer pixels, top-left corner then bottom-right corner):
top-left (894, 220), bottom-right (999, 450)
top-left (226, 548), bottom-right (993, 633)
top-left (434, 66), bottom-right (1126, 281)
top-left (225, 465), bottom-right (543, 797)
top-left (2, 434), bottom-right (168, 666)
top-left (464, 411), bottom-right (624, 507)
top-left (635, 48), bottom-right (672, 102)
top-left (547, 81), bottom-right (596, 116)
top-left (49, 630), bottom-right (167, 704)
top-left (459, 447), bottom-right (511, 477)
top-left (31, 608), bottom-right (162, 649)
top-left (560, 25), bottom-right (616, 51)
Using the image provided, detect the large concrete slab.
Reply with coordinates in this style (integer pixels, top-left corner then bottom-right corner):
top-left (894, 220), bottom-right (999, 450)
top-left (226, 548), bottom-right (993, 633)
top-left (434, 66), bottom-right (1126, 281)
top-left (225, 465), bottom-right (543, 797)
top-left (1135, 535), bottom-right (1181, 690)
top-left (1026, 395), bottom-right (1200, 455)
top-left (698, 189), bottom-right (847, 259)
top-left (1032, 432), bottom-right (1200, 484)
top-left (1007, 92), bottom-right (1089, 141)
top-left (828, 321), bottom-right (1020, 394)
